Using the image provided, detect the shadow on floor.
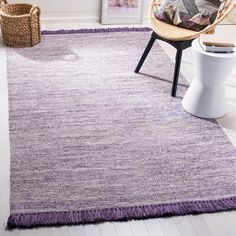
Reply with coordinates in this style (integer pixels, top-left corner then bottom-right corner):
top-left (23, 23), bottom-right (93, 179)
top-left (13, 43), bottom-right (80, 62)
top-left (138, 72), bottom-right (189, 89)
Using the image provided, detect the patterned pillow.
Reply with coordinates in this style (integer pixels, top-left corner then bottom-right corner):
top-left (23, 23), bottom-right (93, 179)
top-left (153, 0), bottom-right (224, 31)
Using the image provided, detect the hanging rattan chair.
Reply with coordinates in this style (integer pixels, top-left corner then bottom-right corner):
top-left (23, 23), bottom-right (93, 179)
top-left (135, 0), bottom-right (236, 97)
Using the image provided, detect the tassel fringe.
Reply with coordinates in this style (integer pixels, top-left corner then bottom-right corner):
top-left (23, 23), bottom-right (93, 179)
top-left (7, 197), bottom-right (236, 229)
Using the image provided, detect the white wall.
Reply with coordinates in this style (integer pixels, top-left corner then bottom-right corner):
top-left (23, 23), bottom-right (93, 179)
top-left (9, 0), bottom-right (236, 24)
top-left (10, 0), bottom-right (150, 23)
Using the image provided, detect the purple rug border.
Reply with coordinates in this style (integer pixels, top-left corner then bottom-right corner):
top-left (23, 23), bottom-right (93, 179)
top-left (41, 27), bottom-right (152, 35)
top-left (7, 197), bottom-right (236, 229)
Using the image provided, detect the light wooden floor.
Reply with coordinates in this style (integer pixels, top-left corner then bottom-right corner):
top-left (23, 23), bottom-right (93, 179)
top-left (0, 23), bottom-right (236, 236)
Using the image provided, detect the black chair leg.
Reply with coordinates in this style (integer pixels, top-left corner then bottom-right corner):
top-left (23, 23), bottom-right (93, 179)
top-left (171, 49), bottom-right (183, 97)
top-left (134, 35), bottom-right (156, 73)
top-left (134, 31), bottom-right (191, 97)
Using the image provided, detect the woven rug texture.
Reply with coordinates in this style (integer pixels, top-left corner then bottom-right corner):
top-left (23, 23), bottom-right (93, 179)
top-left (7, 28), bottom-right (236, 228)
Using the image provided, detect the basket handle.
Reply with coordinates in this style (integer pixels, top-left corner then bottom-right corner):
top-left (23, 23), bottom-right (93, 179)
top-left (29, 5), bottom-right (41, 46)
top-left (0, 0), bottom-right (7, 5)
top-left (0, 0), bottom-right (7, 26)
top-left (0, 0), bottom-right (7, 7)
top-left (30, 5), bottom-right (41, 16)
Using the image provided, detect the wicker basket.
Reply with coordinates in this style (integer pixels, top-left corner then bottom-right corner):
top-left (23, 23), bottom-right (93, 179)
top-left (0, 0), bottom-right (41, 47)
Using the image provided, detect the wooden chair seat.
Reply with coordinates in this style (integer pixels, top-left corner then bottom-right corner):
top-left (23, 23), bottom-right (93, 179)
top-left (149, 16), bottom-right (198, 42)
top-left (149, 0), bottom-right (236, 41)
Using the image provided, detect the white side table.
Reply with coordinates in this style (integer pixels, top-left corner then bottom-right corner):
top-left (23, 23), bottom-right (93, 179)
top-left (182, 38), bottom-right (236, 119)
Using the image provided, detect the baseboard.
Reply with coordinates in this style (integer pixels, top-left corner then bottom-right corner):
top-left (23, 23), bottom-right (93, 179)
top-left (40, 12), bottom-right (151, 25)
top-left (41, 13), bottom-right (100, 24)
top-left (40, 13), bottom-right (235, 25)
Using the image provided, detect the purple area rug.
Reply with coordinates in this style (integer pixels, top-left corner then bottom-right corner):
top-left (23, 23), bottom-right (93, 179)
top-left (7, 27), bottom-right (236, 229)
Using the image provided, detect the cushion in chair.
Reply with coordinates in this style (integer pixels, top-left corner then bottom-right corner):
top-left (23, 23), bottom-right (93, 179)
top-left (153, 0), bottom-right (223, 31)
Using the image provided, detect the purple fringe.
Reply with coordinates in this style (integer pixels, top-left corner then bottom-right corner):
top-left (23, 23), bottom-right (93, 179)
top-left (7, 197), bottom-right (236, 229)
top-left (41, 27), bottom-right (152, 35)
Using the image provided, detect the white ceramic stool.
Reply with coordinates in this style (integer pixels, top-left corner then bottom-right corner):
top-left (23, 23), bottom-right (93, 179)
top-left (182, 38), bottom-right (236, 119)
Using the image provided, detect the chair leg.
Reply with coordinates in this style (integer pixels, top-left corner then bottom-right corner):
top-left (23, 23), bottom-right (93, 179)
top-left (171, 49), bottom-right (183, 97)
top-left (134, 35), bottom-right (156, 73)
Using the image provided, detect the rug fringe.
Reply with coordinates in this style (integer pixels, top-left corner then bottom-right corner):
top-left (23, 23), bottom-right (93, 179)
top-left (41, 27), bottom-right (152, 35)
top-left (7, 197), bottom-right (236, 229)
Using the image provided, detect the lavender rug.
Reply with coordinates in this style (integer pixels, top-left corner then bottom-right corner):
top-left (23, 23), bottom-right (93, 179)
top-left (7, 28), bottom-right (236, 228)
